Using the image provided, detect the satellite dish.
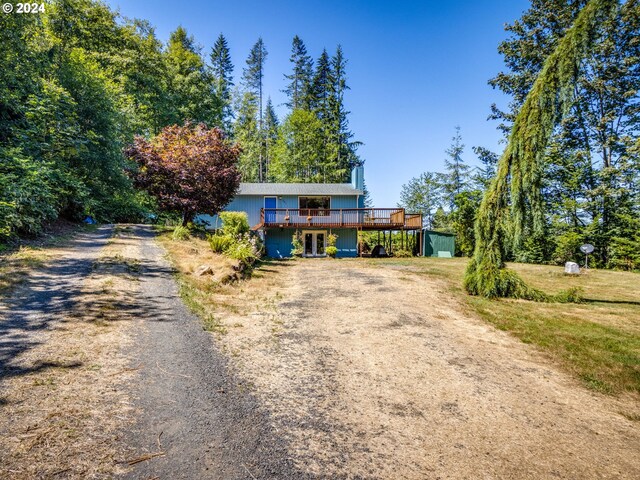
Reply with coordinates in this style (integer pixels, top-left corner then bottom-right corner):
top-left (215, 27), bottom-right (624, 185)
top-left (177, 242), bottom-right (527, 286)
top-left (580, 244), bottom-right (594, 254)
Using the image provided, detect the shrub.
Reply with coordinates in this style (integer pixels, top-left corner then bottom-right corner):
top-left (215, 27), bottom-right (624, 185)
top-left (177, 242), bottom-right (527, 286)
top-left (327, 233), bottom-right (338, 247)
top-left (552, 231), bottom-right (582, 264)
top-left (393, 249), bottom-right (413, 258)
top-left (219, 211), bottom-right (250, 237)
top-left (172, 225), bottom-right (190, 241)
top-left (208, 234), bottom-right (234, 253)
top-left (224, 239), bottom-right (257, 267)
top-left (248, 233), bottom-right (265, 257)
top-left (291, 232), bottom-right (303, 256)
top-left (326, 246), bottom-right (338, 257)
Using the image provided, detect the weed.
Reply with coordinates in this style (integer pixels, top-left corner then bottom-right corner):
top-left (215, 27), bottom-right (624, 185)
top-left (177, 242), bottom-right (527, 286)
top-left (203, 314), bottom-right (228, 335)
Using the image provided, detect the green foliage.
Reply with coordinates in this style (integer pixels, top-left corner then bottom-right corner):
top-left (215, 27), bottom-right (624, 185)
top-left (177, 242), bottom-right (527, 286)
top-left (464, 259), bottom-right (548, 301)
top-left (552, 230), bottom-right (583, 264)
top-left (398, 172), bottom-right (441, 227)
top-left (0, 0), bottom-right (227, 238)
top-left (284, 36), bottom-right (314, 110)
top-left (208, 213), bottom-right (261, 269)
top-left (327, 233), bottom-right (338, 247)
top-left (553, 287), bottom-right (584, 304)
top-left (466, 0), bottom-right (618, 300)
top-left (514, 233), bottom-right (547, 264)
top-left (326, 246), bottom-right (338, 257)
top-left (163, 26), bottom-right (221, 126)
top-left (234, 39), bottom-right (362, 183)
top-left (0, 148), bottom-right (85, 237)
top-left (393, 249), bottom-right (413, 258)
top-left (208, 234), bottom-right (234, 253)
top-left (489, 0), bottom-right (640, 270)
top-left (450, 191), bottom-right (481, 257)
top-left (210, 34), bottom-right (234, 132)
top-left (172, 226), bottom-right (190, 241)
top-left (223, 239), bottom-right (258, 267)
top-left (219, 212), bottom-right (250, 237)
top-left (270, 109), bottom-right (328, 182)
top-left (439, 127), bottom-right (471, 209)
top-left (291, 232), bottom-right (303, 256)
top-left (609, 213), bottom-right (640, 271)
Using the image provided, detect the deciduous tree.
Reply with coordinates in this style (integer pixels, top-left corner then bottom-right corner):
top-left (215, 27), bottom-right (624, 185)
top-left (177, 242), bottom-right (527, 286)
top-left (126, 122), bottom-right (241, 225)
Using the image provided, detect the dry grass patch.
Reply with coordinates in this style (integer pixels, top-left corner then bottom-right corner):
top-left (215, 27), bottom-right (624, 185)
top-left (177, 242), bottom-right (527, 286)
top-left (0, 246), bottom-right (48, 295)
top-left (0, 226), bottom-right (140, 479)
top-left (158, 232), bottom-right (291, 338)
top-left (370, 257), bottom-right (640, 399)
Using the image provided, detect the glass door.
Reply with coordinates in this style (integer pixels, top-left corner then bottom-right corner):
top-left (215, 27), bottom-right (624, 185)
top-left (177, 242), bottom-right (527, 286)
top-left (302, 231), bottom-right (327, 257)
top-left (316, 233), bottom-right (325, 255)
top-left (304, 233), bottom-right (314, 256)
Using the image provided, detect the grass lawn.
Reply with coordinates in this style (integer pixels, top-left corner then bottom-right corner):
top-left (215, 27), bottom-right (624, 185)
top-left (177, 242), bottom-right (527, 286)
top-left (368, 257), bottom-right (640, 399)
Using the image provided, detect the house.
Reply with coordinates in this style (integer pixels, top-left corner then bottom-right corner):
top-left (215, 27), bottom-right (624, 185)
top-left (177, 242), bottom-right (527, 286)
top-left (198, 167), bottom-right (422, 258)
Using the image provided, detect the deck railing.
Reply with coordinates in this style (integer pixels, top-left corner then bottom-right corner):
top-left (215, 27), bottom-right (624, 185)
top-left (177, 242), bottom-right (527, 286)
top-left (259, 208), bottom-right (422, 230)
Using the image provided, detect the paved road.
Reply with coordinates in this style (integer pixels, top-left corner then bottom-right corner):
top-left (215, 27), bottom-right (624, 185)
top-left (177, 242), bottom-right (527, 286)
top-left (121, 225), bottom-right (311, 479)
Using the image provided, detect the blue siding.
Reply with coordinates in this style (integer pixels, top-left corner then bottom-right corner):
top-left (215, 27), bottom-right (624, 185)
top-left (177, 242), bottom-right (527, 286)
top-left (264, 227), bottom-right (358, 258)
top-left (333, 228), bottom-right (358, 257)
top-left (265, 229), bottom-right (295, 258)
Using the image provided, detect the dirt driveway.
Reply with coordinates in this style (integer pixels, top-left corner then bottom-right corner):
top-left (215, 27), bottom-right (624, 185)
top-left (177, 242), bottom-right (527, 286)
top-left (1, 227), bottom-right (638, 479)
top-left (218, 259), bottom-right (640, 479)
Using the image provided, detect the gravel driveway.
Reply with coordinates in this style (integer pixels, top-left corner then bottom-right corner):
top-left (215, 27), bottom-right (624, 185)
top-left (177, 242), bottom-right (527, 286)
top-left (122, 226), bottom-right (309, 479)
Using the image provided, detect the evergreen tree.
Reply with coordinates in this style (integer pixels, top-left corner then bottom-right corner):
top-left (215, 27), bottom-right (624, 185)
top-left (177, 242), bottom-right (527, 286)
top-left (326, 45), bottom-right (362, 182)
top-left (465, 0), bottom-right (621, 300)
top-left (439, 126), bottom-right (471, 209)
top-left (398, 172), bottom-right (442, 228)
top-left (283, 36), bottom-right (314, 110)
top-left (233, 91), bottom-right (261, 182)
top-left (164, 26), bottom-right (221, 127)
top-left (264, 97), bottom-right (279, 181)
top-left (310, 49), bottom-right (332, 119)
top-left (242, 38), bottom-right (268, 181)
top-left (472, 146), bottom-right (498, 189)
top-left (270, 110), bottom-right (325, 182)
top-left (489, 0), bottom-right (640, 267)
top-left (450, 191), bottom-right (482, 257)
top-left (210, 33), bottom-right (234, 132)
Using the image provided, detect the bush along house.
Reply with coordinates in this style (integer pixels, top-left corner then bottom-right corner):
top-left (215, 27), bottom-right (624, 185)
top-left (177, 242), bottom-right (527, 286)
top-left (198, 167), bottom-right (423, 258)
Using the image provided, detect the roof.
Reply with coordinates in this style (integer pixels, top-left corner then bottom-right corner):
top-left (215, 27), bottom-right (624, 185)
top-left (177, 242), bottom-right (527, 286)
top-left (237, 183), bottom-right (363, 196)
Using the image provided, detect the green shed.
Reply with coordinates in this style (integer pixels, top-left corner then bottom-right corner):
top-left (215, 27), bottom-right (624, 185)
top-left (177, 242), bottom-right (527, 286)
top-left (422, 229), bottom-right (456, 257)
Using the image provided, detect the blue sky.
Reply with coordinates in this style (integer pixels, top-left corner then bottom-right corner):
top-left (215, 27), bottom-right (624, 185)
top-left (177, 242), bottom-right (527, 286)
top-left (105, 0), bottom-right (530, 206)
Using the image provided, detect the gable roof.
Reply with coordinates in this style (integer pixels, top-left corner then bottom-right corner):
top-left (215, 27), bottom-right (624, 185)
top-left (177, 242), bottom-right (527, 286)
top-left (237, 183), bottom-right (363, 196)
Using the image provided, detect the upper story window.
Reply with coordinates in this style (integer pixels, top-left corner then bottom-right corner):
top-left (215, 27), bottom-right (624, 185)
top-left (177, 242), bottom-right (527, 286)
top-left (299, 196), bottom-right (330, 216)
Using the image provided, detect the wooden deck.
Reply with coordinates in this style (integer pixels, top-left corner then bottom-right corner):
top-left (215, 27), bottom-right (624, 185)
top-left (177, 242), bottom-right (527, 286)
top-left (258, 208), bottom-right (422, 230)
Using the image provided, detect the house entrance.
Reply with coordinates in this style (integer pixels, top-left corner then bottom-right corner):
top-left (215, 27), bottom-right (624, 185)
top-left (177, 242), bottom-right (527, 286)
top-left (303, 231), bottom-right (326, 257)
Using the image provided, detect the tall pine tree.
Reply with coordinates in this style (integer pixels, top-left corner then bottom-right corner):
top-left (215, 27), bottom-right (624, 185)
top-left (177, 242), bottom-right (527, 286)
top-left (283, 36), bottom-right (314, 110)
top-left (209, 33), bottom-right (234, 132)
top-left (241, 38), bottom-right (268, 181)
top-left (440, 126), bottom-right (471, 209)
top-left (264, 97), bottom-right (279, 182)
